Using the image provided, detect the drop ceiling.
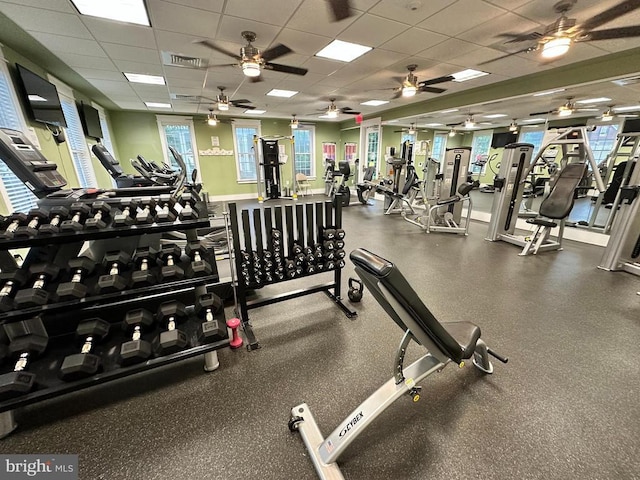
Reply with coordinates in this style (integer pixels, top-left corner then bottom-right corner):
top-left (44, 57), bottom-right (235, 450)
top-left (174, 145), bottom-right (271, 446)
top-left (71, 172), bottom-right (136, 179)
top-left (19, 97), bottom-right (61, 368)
top-left (0, 0), bottom-right (639, 128)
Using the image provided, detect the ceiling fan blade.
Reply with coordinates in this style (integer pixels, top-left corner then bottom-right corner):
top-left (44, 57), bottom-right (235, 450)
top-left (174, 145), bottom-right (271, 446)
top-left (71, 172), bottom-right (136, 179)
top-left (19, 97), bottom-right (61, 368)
top-left (230, 99), bottom-right (252, 105)
top-left (477, 46), bottom-right (538, 66)
top-left (419, 75), bottom-right (455, 86)
top-left (391, 89), bottom-right (402, 100)
top-left (326, 0), bottom-right (354, 21)
top-left (261, 44), bottom-right (293, 62)
top-left (530, 110), bottom-right (554, 116)
top-left (418, 86), bottom-right (446, 94)
top-left (579, 0), bottom-right (640, 32)
top-left (235, 104), bottom-right (256, 110)
top-left (264, 63), bottom-right (308, 75)
top-left (195, 40), bottom-right (239, 60)
top-left (341, 110), bottom-right (361, 115)
top-left (576, 25), bottom-right (640, 41)
top-left (497, 31), bottom-right (544, 44)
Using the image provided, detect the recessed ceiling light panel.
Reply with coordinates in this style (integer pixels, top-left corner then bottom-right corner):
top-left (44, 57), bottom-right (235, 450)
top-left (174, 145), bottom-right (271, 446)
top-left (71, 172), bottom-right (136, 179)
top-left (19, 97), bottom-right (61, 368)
top-left (124, 73), bottom-right (165, 85)
top-left (360, 100), bottom-right (389, 106)
top-left (440, 108), bottom-right (459, 113)
top-left (245, 109), bottom-right (266, 114)
top-left (614, 105), bottom-right (640, 112)
top-left (315, 40), bottom-right (372, 62)
top-left (483, 114), bottom-right (507, 118)
top-left (145, 102), bottom-right (171, 108)
top-left (451, 69), bottom-right (489, 82)
top-left (522, 118), bottom-right (546, 123)
top-left (71, 0), bottom-right (150, 26)
top-left (533, 88), bottom-right (566, 97)
top-left (576, 97), bottom-right (611, 104)
top-left (267, 89), bottom-right (299, 98)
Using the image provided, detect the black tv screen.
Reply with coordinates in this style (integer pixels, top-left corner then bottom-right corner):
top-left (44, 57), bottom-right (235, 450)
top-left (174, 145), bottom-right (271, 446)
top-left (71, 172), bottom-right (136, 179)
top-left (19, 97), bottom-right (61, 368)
top-left (15, 64), bottom-right (67, 128)
top-left (80, 102), bottom-right (103, 139)
top-left (622, 118), bottom-right (640, 133)
top-left (491, 132), bottom-right (518, 148)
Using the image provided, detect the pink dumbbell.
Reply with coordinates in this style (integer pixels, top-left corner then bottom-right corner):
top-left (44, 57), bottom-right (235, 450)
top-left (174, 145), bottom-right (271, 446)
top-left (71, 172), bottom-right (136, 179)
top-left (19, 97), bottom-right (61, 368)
top-left (226, 317), bottom-right (243, 349)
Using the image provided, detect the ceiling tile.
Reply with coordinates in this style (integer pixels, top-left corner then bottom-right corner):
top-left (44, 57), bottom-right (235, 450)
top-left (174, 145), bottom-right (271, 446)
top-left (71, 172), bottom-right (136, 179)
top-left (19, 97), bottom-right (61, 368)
top-left (549, 43), bottom-right (611, 67)
top-left (458, 12), bottom-right (541, 46)
top-left (479, 55), bottom-right (546, 77)
top-left (30, 32), bottom-right (107, 57)
top-left (417, 0), bottom-right (507, 36)
top-left (301, 57), bottom-right (343, 75)
top-left (130, 84), bottom-right (170, 96)
top-left (287, 0), bottom-right (362, 37)
top-left (164, 66), bottom-right (207, 81)
top-left (369, 0), bottom-right (457, 25)
top-left (443, 46), bottom-right (504, 68)
top-left (0, 0), bottom-right (75, 13)
top-left (273, 29), bottom-right (333, 57)
top-left (417, 38), bottom-right (481, 62)
top-left (582, 37), bottom-right (640, 54)
top-left (354, 48), bottom-right (410, 70)
top-left (379, 27), bottom-right (448, 55)
top-left (87, 79), bottom-right (136, 94)
top-left (81, 18), bottom-right (157, 49)
top-left (73, 69), bottom-right (127, 82)
top-left (102, 43), bottom-right (161, 64)
top-left (154, 31), bottom-right (214, 59)
top-left (166, 78), bottom-right (207, 89)
top-left (148, 0), bottom-right (220, 38)
top-left (215, 16), bottom-right (281, 48)
top-left (483, 0), bottom-right (534, 10)
top-left (112, 60), bottom-right (164, 75)
top-left (338, 13), bottom-right (407, 47)
top-left (162, 0), bottom-right (224, 13)
top-left (224, 0), bottom-right (304, 26)
top-left (114, 100), bottom-right (147, 109)
top-left (200, 70), bottom-right (246, 90)
top-left (0, 4), bottom-right (92, 38)
top-left (56, 53), bottom-right (118, 71)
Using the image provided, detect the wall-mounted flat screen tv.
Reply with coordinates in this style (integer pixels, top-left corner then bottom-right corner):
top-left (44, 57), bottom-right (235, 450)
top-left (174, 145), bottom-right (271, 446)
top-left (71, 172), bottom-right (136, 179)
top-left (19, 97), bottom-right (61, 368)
top-left (491, 132), bottom-right (518, 148)
top-left (15, 63), bottom-right (67, 128)
top-left (80, 102), bottom-right (103, 139)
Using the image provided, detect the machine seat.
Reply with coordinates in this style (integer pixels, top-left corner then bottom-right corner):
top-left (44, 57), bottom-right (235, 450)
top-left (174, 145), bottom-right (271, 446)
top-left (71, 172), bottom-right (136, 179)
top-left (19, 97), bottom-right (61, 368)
top-left (350, 248), bottom-right (481, 363)
top-left (436, 182), bottom-right (475, 206)
top-left (526, 218), bottom-right (557, 228)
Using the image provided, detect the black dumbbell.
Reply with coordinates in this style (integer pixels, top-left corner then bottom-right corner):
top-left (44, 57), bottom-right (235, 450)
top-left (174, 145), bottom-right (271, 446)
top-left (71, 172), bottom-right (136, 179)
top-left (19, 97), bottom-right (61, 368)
top-left (335, 258), bottom-right (346, 269)
top-left (113, 199), bottom-right (138, 227)
top-left (335, 249), bottom-right (346, 259)
top-left (14, 208), bottom-right (48, 238)
top-left (185, 242), bottom-right (212, 278)
top-left (305, 253), bottom-right (316, 264)
top-left (325, 249), bottom-right (337, 261)
top-left (135, 198), bottom-right (157, 224)
top-left (119, 309), bottom-right (155, 366)
top-left (264, 271), bottom-right (274, 283)
top-left (292, 244), bottom-right (303, 255)
top-left (56, 257), bottom-right (96, 300)
top-left (323, 228), bottom-right (336, 240)
top-left (14, 264), bottom-right (60, 307)
top-left (60, 203), bottom-right (91, 232)
top-left (335, 229), bottom-right (345, 240)
top-left (303, 246), bottom-right (313, 256)
top-left (0, 270), bottom-right (28, 312)
top-left (59, 318), bottom-right (110, 381)
top-left (84, 201), bottom-right (112, 230)
top-left (335, 239), bottom-right (345, 249)
top-left (274, 270), bottom-right (285, 281)
top-left (306, 264), bottom-right (316, 274)
top-left (38, 206), bottom-right (69, 235)
top-left (153, 301), bottom-right (188, 355)
top-left (0, 213), bottom-right (28, 239)
top-left (155, 194), bottom-right (177, 223)
top-left (159, 245), bottom-right (184, 281)
top-left (0, 333), bottom-right (47, 400)
top-left (324, 261), bottom-right (336, 271)
top-left (178, 192), bottom-right (199, 221)
top-left (323, 240), bottom-right (335, 252)
top-left (195, 293), bottom-right (226, 344)
top-left (285, 259), bottom-right (297, 278)
top-left (130, 247), bottom-right (157, 287)
top-left (96, 251), bottom-right (131, 293)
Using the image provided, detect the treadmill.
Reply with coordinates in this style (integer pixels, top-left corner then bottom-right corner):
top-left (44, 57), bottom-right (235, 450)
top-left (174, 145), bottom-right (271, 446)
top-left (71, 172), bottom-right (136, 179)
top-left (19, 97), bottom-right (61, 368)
top-left (91, 143), bottom-right (155, 188)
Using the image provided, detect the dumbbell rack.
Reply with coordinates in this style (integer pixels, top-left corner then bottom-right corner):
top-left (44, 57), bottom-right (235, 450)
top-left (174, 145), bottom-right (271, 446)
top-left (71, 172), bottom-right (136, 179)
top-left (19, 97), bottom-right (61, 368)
top-left (0, 198), bottom-right (230, 419)
top-left (228, 198), bottom-right (356, 350)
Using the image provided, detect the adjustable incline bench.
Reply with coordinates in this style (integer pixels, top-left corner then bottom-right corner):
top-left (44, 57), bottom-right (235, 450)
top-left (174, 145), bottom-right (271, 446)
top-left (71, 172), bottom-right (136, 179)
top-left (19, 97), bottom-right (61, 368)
top-left (289, 248), bottom-right (507, 480)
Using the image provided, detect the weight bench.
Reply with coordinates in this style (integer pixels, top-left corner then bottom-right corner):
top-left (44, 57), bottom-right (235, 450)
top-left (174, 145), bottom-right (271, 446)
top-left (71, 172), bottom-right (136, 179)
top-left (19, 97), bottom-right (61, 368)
top-left (520, 162), bottom-right (587, 255)
top-left (289, 248), bottom-right (507, 480)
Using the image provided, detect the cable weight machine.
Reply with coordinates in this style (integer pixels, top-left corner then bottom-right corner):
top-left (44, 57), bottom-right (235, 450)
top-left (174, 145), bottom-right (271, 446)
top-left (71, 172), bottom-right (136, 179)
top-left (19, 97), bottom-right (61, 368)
top-left (253, 135), bottom-right (297, 203)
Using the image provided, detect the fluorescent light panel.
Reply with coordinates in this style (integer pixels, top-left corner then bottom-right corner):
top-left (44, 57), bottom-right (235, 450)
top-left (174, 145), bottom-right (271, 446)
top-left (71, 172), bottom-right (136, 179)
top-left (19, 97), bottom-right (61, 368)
top-left (124, 73), bottom-right (165, 85)
top-left (145, 102), bottom-right (171, 108)
top-left (533, 88), bottom-right (565, 97)
top-left (613, 105), bottom-right (640, 112)
top-left (315, 40), bottom-right (372, 62)
top-left (424, 123), bottom-right (443, 127)
top-left (71, 0), bottom-right (150, 26)
top-left (522, 118), bottom-right (546, 123)
top-left (483, 114), bottom-right (507, 118)
top-left (451, 69), bottom-right (489, 82)
top-left (440, 108), bottom-right (459, 113)
top-left (266, 89), bottom-right (298, 98)
top-left (575, 97), bottom-right (611, 104)
top-left (360, 100), bottom-right (389, 106)
top-left (245, 109), bottom-right (266, 114)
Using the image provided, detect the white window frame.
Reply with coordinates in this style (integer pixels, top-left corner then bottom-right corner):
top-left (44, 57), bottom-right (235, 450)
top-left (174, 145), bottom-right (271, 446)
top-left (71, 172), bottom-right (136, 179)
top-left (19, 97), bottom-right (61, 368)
top-left (470, 129), bottom-right (493, 175)
top-left (232, 119), bottom-right (261, 184)
top-left (156, 115), bottom-right (201, 182)
top-left (292, 124), bottom-right (316, 179)
top-left (49, 76), bottom-right (98, 188)
top-left (585, 118), bottom-right (624, 165)
top-left (0, 50), bottom-right (39, 213)
top-left (92, 102), bottom-right (116, 156)
top-left (431, 132), bottom-right (448, 161)
top-left (518, 128), bottom-right (546, 158)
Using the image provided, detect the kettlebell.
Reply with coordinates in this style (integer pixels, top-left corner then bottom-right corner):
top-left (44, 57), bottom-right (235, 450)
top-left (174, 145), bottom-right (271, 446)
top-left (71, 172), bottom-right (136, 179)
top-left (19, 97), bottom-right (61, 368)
top-left (348, 278), bottom-right (363, 303)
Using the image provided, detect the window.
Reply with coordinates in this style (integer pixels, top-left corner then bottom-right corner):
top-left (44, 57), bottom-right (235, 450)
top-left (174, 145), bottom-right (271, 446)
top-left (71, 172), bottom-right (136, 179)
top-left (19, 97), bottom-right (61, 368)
top-left (366, 127), bottom-right (379, 171)
top-left (232, 120), bottom-right (261, 182)
top-left (470, 130), bottom-right (493, 174)
top-left (431, 132), bottom-right (447, 161)
top-left (344, 142), bottom-right (356, 162)
top-left (518, 129), bottom-right (545, 157)
top-left (156, 116), bottom-right (200, 180)
top-left (293, 126), bottom-right (315, 177)
top-left (323, 142), bottom-right (336, 162)
top-left (93, 103), bottom-right (115, 155)
top-left (0, 58), bottom-right (38, 213)
top-left (587, 123), bottom-right (620, 165)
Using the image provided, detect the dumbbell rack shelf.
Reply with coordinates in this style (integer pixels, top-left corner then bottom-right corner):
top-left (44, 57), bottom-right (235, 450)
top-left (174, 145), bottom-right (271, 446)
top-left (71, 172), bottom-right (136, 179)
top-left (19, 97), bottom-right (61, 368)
top-left (0, 217), bottom-right (211, 249)
top-left (0, 308), bottom-right (229, 414)
top-left (229, 198), bottom-right (356, 350)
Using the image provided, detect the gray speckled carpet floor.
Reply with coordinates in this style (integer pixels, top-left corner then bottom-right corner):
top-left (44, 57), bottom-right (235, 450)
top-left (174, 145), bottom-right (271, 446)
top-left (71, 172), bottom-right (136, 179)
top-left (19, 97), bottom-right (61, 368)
top-left (1, 198), bottom-right (639, 480)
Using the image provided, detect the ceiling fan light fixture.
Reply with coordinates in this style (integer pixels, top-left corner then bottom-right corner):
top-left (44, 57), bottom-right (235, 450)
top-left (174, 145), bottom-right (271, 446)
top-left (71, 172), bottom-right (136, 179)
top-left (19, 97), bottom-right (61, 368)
top-left (541, 37), bottom-right (571, 59)
top-left (290, 116), bottom-right (299, 129)
top-left (326, 109), bottom-right (339, 118)
top-left (207, 112), bottom-right (218, 126)
top-left (402, 85), bottom-right (417, 97)
top-left (464, 117), bottom-right (475, 128)
top-left (448, 128), bottom-right (456, 137)
top-left (217, 101), bottom-right (229, 111)
top-left (408, 128), bottom-right (416, 135)
top-left (509, 121), bottom-right (518, 132)
top-left (601, 109), bottom-right (613, 121)
top-left (557, 106), bottom-right (573, 117)
top-left (242, 61), bottom-right (261, 77)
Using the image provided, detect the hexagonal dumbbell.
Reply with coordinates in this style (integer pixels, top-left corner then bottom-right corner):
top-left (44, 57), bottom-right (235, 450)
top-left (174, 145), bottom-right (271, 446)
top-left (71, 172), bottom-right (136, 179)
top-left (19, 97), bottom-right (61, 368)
top-left (112, 199), bottom-right (138, 227)
top-left (60, 203), bottom-right (91, 232)
top-left (14, 264), bottom-right (60, 308)
top-left (0, 270), bottom-right (28, 312)
top-left (14, 208), bottom-right (48, 238)
top-left (159, 244), bottom-right (184, 282)
top-left (152, 301), bottom-right (188, 355)
top-left (96, 251), bottom-right (131, 294)
top-left (56, 256), bottom-right (96, 301)
top-left (185, 242), bottom-right (213, 278)
top-left (130, 247), bottom-right (157, 288)
top-left (39, 206), bottom-right (69, 235)
top-left (155, 194), bottom-right (177, 223)
top-left (0, 213), bottom-right (28, 239)
top-left (135, 197), bottom-right (157, 224)
top-left (178, 192), bottom-right (199, 221)
top-left (84, 201), bottom-right (112, 230)
top-left (0, 333), bottom-right (48, 401)
top-left (195, 293), bottom-right (225, 344)
top-left (59, 318), bottom-right (110, 381)
top-left (119, 309), bottom-right (155, 366)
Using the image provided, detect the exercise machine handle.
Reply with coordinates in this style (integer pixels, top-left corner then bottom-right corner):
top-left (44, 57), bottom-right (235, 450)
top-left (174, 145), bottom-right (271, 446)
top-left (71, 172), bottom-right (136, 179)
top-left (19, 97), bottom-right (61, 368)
top-left (487, 348), bottom-right (508, 364)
